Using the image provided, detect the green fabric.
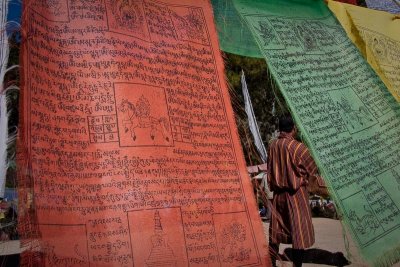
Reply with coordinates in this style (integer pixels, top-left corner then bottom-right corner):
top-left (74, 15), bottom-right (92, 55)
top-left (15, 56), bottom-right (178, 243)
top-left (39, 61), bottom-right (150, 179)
top-left (211, 0), bottom-right (262, 58)
top-left (233, 0), bottom-right (400, 266)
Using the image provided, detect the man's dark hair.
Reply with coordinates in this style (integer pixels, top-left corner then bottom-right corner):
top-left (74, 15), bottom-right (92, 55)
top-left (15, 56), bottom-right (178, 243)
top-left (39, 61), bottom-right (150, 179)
top-left (279, 115), bottom-right (294, 133)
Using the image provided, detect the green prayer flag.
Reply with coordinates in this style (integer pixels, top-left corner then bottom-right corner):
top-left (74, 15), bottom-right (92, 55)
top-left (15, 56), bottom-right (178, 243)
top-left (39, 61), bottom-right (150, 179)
top-left (232, 0), bottom-right (400, 266)
top-left (211, 0), bottom-right (262, 58)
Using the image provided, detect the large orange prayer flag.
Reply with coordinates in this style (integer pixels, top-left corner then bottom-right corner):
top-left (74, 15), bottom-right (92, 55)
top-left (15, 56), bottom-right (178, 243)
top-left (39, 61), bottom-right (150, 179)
top-left (18, 0), bottom-right (269, 266)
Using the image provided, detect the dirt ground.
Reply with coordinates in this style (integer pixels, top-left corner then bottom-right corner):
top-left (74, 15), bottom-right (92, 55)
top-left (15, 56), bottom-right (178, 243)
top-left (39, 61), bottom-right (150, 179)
top-left (263, 218), bottom-right (400, 267)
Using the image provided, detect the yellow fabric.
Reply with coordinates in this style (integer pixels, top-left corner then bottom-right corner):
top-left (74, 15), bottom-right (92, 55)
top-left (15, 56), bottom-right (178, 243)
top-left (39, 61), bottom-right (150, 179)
top-left (328, 0), bottom-right (400, 102)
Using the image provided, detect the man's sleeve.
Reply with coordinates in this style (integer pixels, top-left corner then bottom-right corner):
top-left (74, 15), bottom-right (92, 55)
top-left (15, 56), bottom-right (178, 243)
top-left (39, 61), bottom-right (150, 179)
top-left (295, 143), bottom-right (319, 178)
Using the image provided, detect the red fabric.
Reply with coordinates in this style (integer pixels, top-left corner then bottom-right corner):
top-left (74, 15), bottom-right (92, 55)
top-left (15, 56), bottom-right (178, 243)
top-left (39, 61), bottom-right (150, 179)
top-left (18, 0), bottom-right (271, 266)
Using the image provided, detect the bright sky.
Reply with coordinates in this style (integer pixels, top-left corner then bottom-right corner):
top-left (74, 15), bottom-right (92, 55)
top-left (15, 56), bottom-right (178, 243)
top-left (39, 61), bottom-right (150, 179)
top-left (6, 0), bottom-right (21, 35)
top-left (7, 0), bottom-right (21, 23)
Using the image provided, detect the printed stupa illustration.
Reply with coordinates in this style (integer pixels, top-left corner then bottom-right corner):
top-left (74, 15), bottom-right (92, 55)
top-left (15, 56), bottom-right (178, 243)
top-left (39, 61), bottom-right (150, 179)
top-left (146, 210), bottom-right (177, 267)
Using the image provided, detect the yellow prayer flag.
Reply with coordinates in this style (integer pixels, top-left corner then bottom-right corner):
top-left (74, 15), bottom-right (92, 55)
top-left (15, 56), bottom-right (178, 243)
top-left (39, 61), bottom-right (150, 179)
top-left (328, 0), bottom-right (400, 102)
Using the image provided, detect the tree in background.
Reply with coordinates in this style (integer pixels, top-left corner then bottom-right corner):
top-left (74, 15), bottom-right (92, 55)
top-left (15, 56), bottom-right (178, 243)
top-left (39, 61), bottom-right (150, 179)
top-left (224, 52), bottom-right (287, 165)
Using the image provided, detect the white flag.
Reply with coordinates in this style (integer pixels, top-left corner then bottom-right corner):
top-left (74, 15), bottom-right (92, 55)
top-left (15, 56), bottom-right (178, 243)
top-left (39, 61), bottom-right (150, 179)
top-left (241, 70), bottom-right (267, 163)
top-left (0, 0), bottom-right (10, 198)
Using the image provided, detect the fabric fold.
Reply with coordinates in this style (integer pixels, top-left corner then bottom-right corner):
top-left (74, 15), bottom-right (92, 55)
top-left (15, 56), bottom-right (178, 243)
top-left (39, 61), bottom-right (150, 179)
top-left (211, 0), bottom-right (262, 57)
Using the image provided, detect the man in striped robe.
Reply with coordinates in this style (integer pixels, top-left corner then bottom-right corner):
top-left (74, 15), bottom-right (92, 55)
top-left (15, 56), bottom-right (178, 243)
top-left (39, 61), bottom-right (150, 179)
top-left (267, 116), bottom-right (319, 267)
